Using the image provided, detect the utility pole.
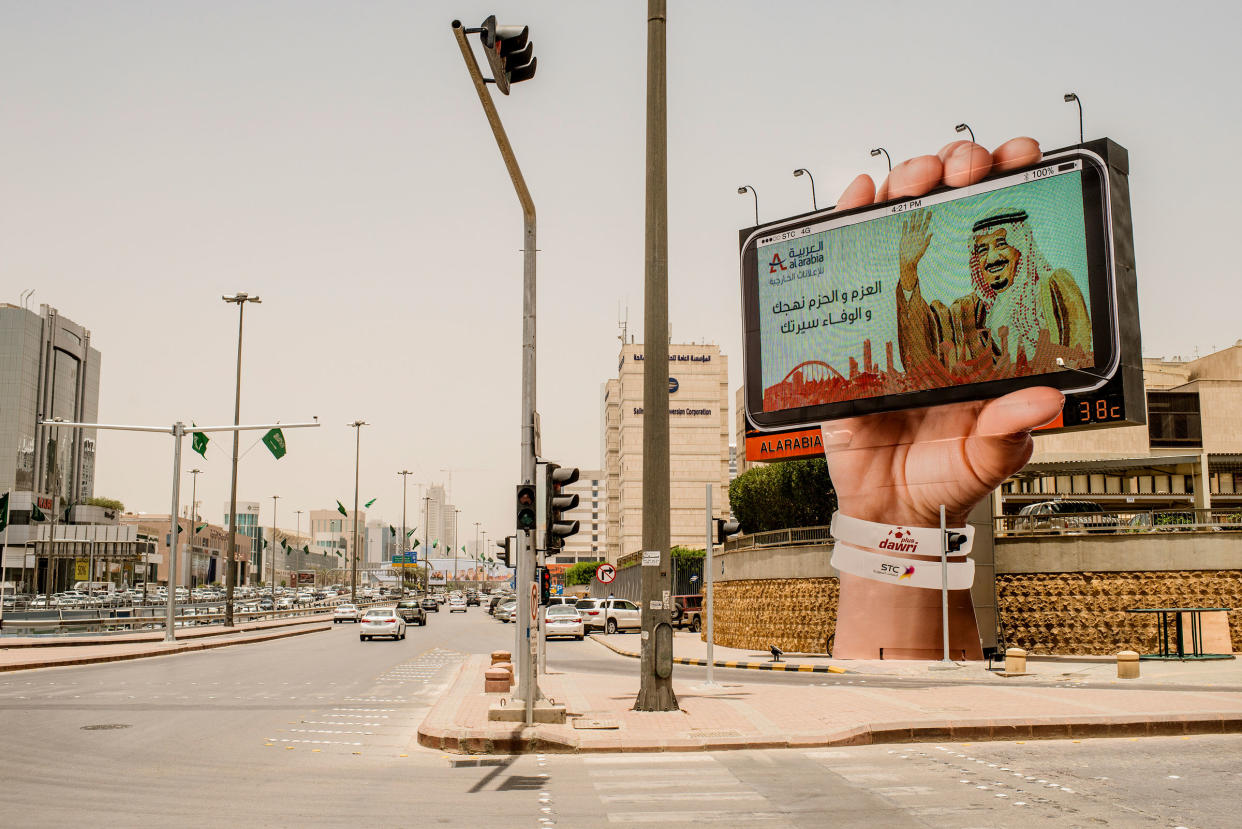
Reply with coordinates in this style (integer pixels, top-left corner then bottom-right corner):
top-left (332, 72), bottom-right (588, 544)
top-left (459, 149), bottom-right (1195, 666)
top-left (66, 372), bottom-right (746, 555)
top-left (188, 468), bottom-right (201, 588)
top-left (399, 470), bottom-right (412, 594)
top-left (348, 421), bottom-right (368, 603)
top-left (270, 494), bottom-right (279, 605)
top-left (452, 15), bottom-right (540, 724)
top-left (635, 0), bottom-right (677, 712)
top-left (221, 292), bottom-right (260, 626)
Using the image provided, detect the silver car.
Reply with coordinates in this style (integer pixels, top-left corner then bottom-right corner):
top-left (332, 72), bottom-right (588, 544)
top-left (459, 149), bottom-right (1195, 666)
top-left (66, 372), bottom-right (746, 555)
top-left (544, 605), bottom-right (584, 640)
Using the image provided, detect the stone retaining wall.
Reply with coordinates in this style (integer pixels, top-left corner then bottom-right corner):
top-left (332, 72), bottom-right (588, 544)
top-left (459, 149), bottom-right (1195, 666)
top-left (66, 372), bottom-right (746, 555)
top-left (712, 577), bottom-right (838, 654)
top-left (996, 570), bottom-right (1242, 654)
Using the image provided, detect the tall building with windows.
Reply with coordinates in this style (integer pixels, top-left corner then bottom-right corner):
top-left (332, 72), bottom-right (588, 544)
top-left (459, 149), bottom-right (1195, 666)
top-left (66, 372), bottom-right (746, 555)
top-left (603, 342), bottom-right (731, 562)
top-left (1, 302), bottom-right (102, 589)
top-left (222, 501), bottom-right (263, 584)
top-left (423, 484), bottom-right (457, 554)
top-left (309, 507), bottom-right (365, 567)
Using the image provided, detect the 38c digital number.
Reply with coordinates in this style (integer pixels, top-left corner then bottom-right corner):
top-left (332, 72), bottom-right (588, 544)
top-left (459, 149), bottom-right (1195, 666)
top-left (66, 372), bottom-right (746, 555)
top-left (1078, 398), bottom-right (1121, 422)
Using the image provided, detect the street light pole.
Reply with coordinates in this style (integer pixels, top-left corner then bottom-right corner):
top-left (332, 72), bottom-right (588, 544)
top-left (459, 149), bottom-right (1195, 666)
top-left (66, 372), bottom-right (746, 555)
top-left (188, 468), bottom-right (201, 588)
top-left (422, 495), bottom-right (430, 594)
top-left (270, 494), bottom-right (279, 606)
top-left (221, 292), bottom-right (260, 627)
top-left (792, 168), bottom-right (817, 211)
top-left (453, 508), bottom-right (461, 586)
top-left (473, 521), bottom-right (480, 584)
top-left (348, 421), bottom-right (368, 603)
top-left (398, 470), bottom-right (412, 594)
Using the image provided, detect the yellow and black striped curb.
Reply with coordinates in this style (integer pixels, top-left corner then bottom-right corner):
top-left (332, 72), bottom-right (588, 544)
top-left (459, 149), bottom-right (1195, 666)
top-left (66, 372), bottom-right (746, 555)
top-left (589, 634), bottom-right (848, 674)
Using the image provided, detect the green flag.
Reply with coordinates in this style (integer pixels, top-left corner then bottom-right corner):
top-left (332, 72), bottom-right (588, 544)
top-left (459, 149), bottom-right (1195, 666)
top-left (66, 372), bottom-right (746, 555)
top-left (411, 539), bottom-right (420, 549)
top-left (261, 428), bottom-right (287, 460)
top-left (195, 522), bottom-right (207, 534)
top-left (460, 545), bottom-right (466, 553)
top-left (0, 491), bottom-right (9, 532)
top-left (30, 501), bottom-right (46, 522)
top-left (303, 544), bottom-right (310, 555)
top-left (406, 528), bottom-right (416, 538)
top-left (191, 425), bottom-right (209, 459)
top-left (432, 540), bottom-right (438, 549)
top-left (389, 525), bottom-right (397, 538)
top-left (365, 498), bottom-right (377, 508)
top-left (336, 500), bottom-right (348, 517)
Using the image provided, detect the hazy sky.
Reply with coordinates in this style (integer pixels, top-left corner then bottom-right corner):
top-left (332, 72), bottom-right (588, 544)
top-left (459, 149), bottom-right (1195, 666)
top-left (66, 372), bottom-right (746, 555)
top-left (4, 1), bottom-right (1240, 544)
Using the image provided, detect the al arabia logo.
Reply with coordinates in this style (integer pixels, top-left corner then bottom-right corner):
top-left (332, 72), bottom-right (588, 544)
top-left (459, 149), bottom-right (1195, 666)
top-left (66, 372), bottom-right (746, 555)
top-left (878, 527), bottom-right (919, 554)
top-left (768, 253), bottom-right (786, 273)
top-left (898, 566), bottom-right (915, 580)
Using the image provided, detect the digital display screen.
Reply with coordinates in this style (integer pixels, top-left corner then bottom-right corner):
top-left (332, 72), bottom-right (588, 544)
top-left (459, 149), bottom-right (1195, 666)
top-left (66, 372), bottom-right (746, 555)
top-left (753, 162), bottom-right (1098, 415)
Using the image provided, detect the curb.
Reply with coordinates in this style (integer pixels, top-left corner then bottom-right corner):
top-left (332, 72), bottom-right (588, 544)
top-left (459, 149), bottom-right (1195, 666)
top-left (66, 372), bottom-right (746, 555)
top-left (0, 614), bottom-right (335, 648)
top-left (0, 622), bottom-right (331, 673)
top-left (589, 634), bottom-right (848, 674)
top-left (416, 655), bottom-right (1242, 755)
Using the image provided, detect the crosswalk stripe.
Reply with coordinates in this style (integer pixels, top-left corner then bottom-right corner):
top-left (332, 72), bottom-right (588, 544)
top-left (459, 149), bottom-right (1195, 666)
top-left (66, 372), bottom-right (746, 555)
top-left (608, 811), bottom-right (791, 824)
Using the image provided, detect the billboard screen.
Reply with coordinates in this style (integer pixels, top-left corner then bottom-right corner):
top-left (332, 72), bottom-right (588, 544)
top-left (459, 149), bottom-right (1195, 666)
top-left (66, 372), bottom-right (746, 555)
top-left (741, 149), bottom-right (1130, 427)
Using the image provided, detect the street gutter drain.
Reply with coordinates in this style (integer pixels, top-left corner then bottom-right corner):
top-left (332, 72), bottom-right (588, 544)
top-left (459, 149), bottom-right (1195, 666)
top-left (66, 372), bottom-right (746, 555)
top-left (81, 724), bottom-right (131, 731)
top-left (572, 718), bottom-right (620, 730)
top-left (687, 729), bottom-right (741, 738)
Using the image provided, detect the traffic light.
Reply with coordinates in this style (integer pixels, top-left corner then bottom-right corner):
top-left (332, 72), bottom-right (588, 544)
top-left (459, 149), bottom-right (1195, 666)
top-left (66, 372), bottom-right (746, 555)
top-left (516, 484), bottom-right (537, 533)
top-left (496, 536), bottom-right (513, 568)
top-left (714, 518), bottom-right (741, 546)
top-left (544, 463), bottom-right (580, 552)
top-left (538, 566), bottom-right (551, 605)
top-left (480, 15), bottom-right (536, 96)
top-left (945, 531), bottom-right (968, 553)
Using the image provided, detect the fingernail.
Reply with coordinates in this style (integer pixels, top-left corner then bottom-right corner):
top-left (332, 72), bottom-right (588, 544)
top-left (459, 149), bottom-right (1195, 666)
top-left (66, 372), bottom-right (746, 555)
top-left (821, 427), bottom-right (853, 449)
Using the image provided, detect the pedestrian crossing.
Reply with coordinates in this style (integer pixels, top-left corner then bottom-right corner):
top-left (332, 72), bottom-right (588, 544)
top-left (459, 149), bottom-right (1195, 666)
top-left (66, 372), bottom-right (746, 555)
top-left (579, 754), bottom-right (795, 827)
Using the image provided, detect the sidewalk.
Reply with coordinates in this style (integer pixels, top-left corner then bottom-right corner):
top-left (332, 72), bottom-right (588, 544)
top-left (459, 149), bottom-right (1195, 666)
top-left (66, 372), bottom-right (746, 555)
top-left (417, 635), bottom-right (1242, 755)
top-left (0, 615), bottom-right (331, 672)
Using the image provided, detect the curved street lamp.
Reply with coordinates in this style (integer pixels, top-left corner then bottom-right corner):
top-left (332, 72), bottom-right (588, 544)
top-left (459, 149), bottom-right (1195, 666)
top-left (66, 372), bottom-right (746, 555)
top-left (737, 185), bottom-right (758, 226)
top-left (954, 123), bottom-right (975, 144)
top-left (1064, 92), bottom-right (1084, 144)
top-left (792, 168), bottom-right (817, 211)
top-left (870, 147), bottom-right (892, 172)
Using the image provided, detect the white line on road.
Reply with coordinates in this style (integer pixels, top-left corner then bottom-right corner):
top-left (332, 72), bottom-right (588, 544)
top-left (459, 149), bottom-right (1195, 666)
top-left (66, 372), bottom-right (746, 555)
top-left (607, 811), bottom-right (791, 824)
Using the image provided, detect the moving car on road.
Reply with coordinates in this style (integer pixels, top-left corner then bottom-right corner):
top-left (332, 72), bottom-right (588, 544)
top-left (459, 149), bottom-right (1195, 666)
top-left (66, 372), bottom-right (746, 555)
top-left (333, 603), bottom-right (362, 623)
top-left (420, 595), bottom-right (439, 612)
top-left (448, 596), bottom-right (467, 613)
top-left (395, 599), bottom-right (427, 626)
top-left (495, 599), bottom-right (517, 622)
top-left (544, 605), bottom-right (584, 640)
top-left (672, 594), bottom-right (705, 632)
top-left (359, 607), bottom-right (406, 641)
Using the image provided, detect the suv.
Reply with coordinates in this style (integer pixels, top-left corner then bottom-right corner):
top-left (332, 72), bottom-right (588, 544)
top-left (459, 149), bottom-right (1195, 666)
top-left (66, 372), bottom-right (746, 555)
top-left (395, 599), bottom-right (427, 626)
top-left (420, 596), bottom-right (439, 612)
top-left (575, 597), bottom-right (641, 634)
top-left (1016, 500), bottom-right (1119, 533)
top-left (672, 594), bottom-right (705, 632)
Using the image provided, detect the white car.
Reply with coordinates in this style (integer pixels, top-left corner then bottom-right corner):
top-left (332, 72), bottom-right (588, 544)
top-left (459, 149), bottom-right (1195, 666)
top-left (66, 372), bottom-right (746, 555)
top-left (448, 596), bottom-right (467, 613)
top-left (544, 605), bottom-right (584, 640)
top-left (576, 598), bottom-right (642, 633)
top-left (333, 603), bottom-right (361, 623)
top-left (360, 607), bottom-right (406, 641)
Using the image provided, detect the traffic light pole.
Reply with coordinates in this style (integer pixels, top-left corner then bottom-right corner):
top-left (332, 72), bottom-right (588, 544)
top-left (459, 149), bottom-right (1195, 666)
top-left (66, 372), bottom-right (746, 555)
top-left (453, 20), bottom-right (540, 725)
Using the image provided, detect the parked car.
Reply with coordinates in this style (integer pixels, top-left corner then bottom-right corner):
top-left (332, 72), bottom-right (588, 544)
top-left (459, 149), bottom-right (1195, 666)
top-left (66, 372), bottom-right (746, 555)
top-left (420, 596), bottom-right (439, 612)
top-left (395, 599), bottom-right (427, 626)
top-left (359, 607), bottom-right (406, 641)
top-left (448, 596), bottom-right (467, 613)
top-left (488, 594), bottom-right (513, 614)
top-left (495, 599), bottom-right (518, 622)
top-left (333, 603), bottom-right (362, 623)
top-left (545, 596), bottom-right (576, 607)
top-left (576, 597), bottom-right (641, 634)
top-left (672, 594), bottom-right (705, 632)
top-left (1015, 500), bottom-right (1120, 533)
top-left (544, 605), bottom-right (585, 640)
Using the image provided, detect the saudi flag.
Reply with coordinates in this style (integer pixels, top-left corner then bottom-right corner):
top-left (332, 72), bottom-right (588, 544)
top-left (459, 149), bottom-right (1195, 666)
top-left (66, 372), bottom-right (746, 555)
top-left (365, 498), bottom-right (377, 508)
top-left (406, 528), bottom-right (416, 538)
top-left (303, 544), bottom-right (310, 555)
top-left (0, 491), bottom-right (9, 532)
top-left (411, 539), bottom-right (420, 549)
top-left (389, 525), bottom-right (396, 538)
top-left (261, 428), bottom-right (287, 460)
top-left (336, 501), bottom-right (348, 517)
top-left (191, 425), bottom-right (209, 459)
top-left (195, 523), bottom-right (207, 534)
top-left (30, 502), bottom-right (47, 522)
top-left (432, 540), bottom-right (438, 549)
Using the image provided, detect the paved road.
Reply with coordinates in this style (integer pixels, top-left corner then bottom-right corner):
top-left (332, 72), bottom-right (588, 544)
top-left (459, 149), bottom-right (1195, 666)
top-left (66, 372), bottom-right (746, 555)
top-left (0, 606), bottom-right (1236, 827)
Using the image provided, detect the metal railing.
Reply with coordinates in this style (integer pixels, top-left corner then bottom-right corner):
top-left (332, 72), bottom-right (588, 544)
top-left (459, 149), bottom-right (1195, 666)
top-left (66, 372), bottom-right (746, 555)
top-left (722, 525), bottom-right (833, 552)
top-left (994, 507), bottom-right (1242, 536)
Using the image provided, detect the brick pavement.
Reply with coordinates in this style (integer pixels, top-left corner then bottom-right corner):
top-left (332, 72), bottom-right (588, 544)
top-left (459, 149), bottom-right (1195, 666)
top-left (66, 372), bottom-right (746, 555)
top-left (417, 639), bottom-right (1242, 755)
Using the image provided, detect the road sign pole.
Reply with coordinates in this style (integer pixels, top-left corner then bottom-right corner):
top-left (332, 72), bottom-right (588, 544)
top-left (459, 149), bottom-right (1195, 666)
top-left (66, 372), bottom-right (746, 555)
top-left (705, 483), bottom-right (715, 686)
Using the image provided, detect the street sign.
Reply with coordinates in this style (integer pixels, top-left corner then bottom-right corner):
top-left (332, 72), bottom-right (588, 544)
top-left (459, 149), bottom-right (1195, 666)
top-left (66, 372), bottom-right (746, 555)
top-left (595, 563), bottom-right (617, 584)
top-left (529, 581), bottom-right (538, 622)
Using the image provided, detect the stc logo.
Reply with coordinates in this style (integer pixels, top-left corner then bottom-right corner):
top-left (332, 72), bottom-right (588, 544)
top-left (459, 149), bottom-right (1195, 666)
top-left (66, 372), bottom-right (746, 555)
top-left (898, 566), bottom-right (915, 580)
top-left (769, 253), bottom-right (785, 273)
top-left (877, 528), bottom-right (919, 554)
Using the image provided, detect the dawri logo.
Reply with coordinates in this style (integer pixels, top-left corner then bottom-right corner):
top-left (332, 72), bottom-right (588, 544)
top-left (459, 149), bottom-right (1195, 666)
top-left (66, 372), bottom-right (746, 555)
top-left (878, 528), bottom-right (919, 554)
top-left (898, 565), bottom-right (915, 581)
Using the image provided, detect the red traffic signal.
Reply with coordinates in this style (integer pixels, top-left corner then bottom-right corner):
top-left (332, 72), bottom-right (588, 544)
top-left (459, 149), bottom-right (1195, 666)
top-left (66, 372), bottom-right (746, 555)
top-left (480, 15), bottom-right (536, 95)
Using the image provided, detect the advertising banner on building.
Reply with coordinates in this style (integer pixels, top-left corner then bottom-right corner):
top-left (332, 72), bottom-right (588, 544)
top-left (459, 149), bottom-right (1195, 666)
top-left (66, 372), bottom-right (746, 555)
top-left (295, 571), bottom-right (315, 586)
top-left (425, 557), bottom-right (492, 584)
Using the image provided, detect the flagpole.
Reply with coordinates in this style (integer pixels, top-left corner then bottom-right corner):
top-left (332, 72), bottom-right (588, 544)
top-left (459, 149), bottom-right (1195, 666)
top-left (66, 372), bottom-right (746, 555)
top-left (2, 490), bottom-right (10, 627)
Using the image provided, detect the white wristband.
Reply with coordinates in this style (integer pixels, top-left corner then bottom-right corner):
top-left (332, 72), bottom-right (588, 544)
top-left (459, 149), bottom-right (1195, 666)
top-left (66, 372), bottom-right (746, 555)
top-left (830, 511), bottom-right (974, 557)
top-left (831, 541), bottom-right (976, 590)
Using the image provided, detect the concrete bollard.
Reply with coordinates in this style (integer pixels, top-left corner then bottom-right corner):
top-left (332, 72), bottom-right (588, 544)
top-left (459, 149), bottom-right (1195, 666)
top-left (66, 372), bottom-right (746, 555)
top-left (490, 650), bottom-right (512, 666)
top-left (484, 667), bottom-right (511, 693)
top-left (1004, 647), bottom-right (1027, 674)
top-left (494, 662), bottom-right (514, 684)
top-left (1117, 650), bottom-right (1140, 679)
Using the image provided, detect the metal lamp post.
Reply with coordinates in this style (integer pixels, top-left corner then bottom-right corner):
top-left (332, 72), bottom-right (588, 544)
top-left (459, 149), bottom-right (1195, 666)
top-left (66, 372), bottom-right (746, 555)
top-left (792, 168), bottom-right (817, 210)
top-left (221, 292), bottom-right (260, 627)
top-left (737, 185), bottom-right (758, 226)
top-left (398, 470), bottom-right (413, 594)
top-left (870, 147), bottom-right (892, 171)
top-left (270, 494), bottom-right (279, 607)
top-left (954, 123), bottom-right (975, 144)
top-left (188, 468), bottom-right (201, 588)
top-left (1064, 92), bottom-right (1084, 144)
top-left (348, 421), bottom-right (368, 603)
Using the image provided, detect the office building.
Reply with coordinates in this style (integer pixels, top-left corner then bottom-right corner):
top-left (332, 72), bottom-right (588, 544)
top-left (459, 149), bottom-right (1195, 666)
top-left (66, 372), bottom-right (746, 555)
top-left (309, 507), bottom-right (365, 567)
top-left (550, 469), bottom-right (605, 565)
top-left (223, 501), bottom-right (264, 585)
top-left (603, 342), bottom-right (731, 561)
